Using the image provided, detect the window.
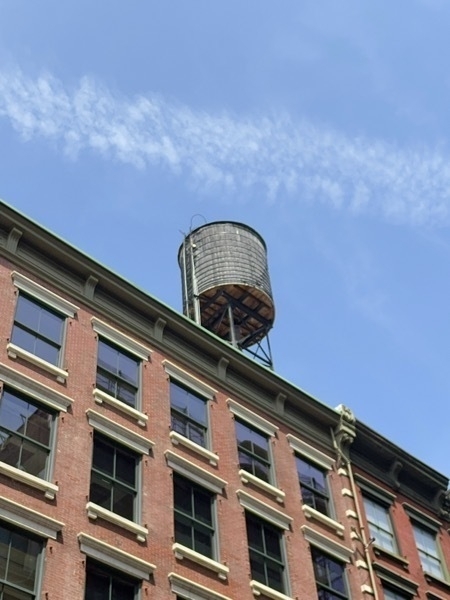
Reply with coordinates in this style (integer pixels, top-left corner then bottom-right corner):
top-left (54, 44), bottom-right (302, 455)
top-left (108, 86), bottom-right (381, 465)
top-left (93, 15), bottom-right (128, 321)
top-left (11, 294), bottom-right (65, 366)
top-left (311, 547), bottom-right (349, 600)
top-left (96, 338), bottom-right (140, 408)
top-left (89, 434), bottom-right (138, 521)
top-left (0, 521), bottom-right (42, 599)
top-left (174, 473), bottom-right (215, 559)
top-left (296, 455), bottom-right (330, 516)
top-left (0, 387), bottom-right (55, 479)
top-left (363, 495), bottom-right (397, 553)
top-left (85, 560), bottom-right (137, 600)
top-left (412, 523), bottom-right (445, 579)
top-left (383, 588), bottom-right (411, 600)
top-left (170, 380), bottom-right (208, 448)
top-left (235, 419), bottom-right (271, 483)
top-left (245, 512), bottom-right (286, 594)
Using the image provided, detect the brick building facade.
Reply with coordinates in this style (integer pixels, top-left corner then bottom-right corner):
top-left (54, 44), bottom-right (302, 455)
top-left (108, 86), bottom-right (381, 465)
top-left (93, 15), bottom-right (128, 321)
top-left (0, 199), bottom-right (449, 600)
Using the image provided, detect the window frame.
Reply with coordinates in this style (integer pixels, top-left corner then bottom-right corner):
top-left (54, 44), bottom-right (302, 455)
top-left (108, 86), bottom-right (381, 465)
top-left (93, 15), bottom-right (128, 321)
top-left (173, 473), bottom-right (216, 561)
top-left (362, 493), bottom-right (398, 555)
top-left (170, 379), bottom-right (210, 449)
top-left (311, 546), bottom-right (350, 600)
top-left (166, 450), bottom-right (228, 579)
top-left (0, 519), bottom-right (45, 600)
top-left (8, 273), bottom-right (78, 383)
top-left (244, 511), bottom-right (290, 598)
top-left (84, 558), bottom-right (139, 600)
top-left (0, 364), bottom-right (71, 499)
top-left (0, 385), bottom-right (57, 481)
top-left (86, 410), bottom-right (153, 541)
top-left (227, 398), bottom-right (283, 501)
top-left (89, 432), bottom-right (140, 527)
top-left (411, 521), bottom-right (446, 581)
top-left (91, 318), bottom-right (151, 426)
top-left (295, 453), bottom-right (331, 517)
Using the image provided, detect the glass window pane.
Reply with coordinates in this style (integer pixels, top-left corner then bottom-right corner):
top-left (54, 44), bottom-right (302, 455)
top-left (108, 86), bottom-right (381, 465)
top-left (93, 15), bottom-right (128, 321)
top-left (194, 528), bottom-right (212, 557)
top-left (194, 491), bottom-right (212, 526)
top-left (38, 309), bottom-right (63, 344)
top-left (11, 328), bottom-right (36, 356)
top-left (34, 338), bottom-right (59, 365)
top-left (92, 439), bottom-right (114, 475)
top-left (115, 451), bottom-right (136, 487)
top-left (20, 439), bottom-right (48, 478)
top-left (14, 296), bottom-right (40, 331)
top-left (264, 526), bottom-right (282, 560)
top-left (90, 473), bottom-right (113, 511)
top-left (117, 352), bottom-right (139, 387)
top-left (97, 341), bottom-right (118, 374)
top-left (113, 486), bottom-right (134, 520)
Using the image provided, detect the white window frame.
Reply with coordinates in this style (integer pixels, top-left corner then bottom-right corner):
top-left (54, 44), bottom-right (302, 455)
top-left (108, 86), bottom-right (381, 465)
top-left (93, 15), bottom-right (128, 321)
top-left (87, 410), bottom-right (151, 541)
top-left (8, 272), bottom-right (78, 383)
top-left (164, 361), bottom-right (218, 464)
top-left (228, 399), bottom-right (283, 499)
top-left (0, 363), bottom-right (72, 499)
top-left (92, 318), bottom-right (151, 426)
top-left (167, 450), bottom-right (228, 579)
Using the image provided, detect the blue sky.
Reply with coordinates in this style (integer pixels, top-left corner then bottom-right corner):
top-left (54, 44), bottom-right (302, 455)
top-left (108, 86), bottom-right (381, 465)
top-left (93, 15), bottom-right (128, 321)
top-left (1, 1), bottom-right (449, 476)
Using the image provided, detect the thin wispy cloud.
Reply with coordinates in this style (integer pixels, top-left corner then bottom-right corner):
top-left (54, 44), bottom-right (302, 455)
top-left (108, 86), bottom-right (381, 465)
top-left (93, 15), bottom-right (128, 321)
top-left (1, 67), bottom-right (450, 226)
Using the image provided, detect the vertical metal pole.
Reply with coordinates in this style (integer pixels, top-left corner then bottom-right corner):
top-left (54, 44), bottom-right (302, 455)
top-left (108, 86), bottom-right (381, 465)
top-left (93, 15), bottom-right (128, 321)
top-left (227, 304), bottom-right (238, 348)
top-left (189, 238), bottom-right (201, 325)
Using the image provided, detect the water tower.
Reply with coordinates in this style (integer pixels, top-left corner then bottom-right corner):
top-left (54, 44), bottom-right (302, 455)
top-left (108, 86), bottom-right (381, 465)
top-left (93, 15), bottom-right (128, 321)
top-left (178, 221), bottom-right (275, 368)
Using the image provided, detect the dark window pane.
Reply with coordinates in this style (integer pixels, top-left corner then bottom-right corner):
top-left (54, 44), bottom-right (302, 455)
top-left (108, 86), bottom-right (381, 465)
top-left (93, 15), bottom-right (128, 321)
top-left (194, 527), bottom-right (212, 557)
top-left (85, 561), bottom-right (136, 600)
top-left (90, 474), bottom-right (113, 510)
top-left (113, 486), bottom-right (134, 520)
top-left (194, 490), bottom-right (212, 526)
top-left (0, 524), bottom-right (41, 598)
top-left (92, 439), bottom-right (114, 475)
top-left (115, 451), bottom-right (135, 486)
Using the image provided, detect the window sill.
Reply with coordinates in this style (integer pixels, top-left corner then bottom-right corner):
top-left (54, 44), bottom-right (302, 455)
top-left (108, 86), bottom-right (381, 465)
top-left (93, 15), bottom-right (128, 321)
top-left (172, 543), bottom-right (229, 580)
top-left (250, 580), bottom-right (293, 600)
top-left (86, 502), bottom-right (148, 542)
top-left (7, 343), bottom-right (68, 384)
top-left (239, 470), bottom-right (285, 504)
top-left (0, 461), bottom-right (58, 499)
top-left (372, 544), bottom-right (409, 568)
top-left (424, 573), bottom-right (450, 591)
top-left (93, 388), bottom-right (148, 427)
top-left (302, 505), bottom-right (344, 537)
top-left (169, 431), bottom-right (219, 466)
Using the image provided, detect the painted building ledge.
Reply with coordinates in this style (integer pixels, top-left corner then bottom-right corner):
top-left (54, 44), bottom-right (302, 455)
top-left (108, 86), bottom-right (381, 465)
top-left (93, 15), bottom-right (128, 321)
top-left (172, 543), bottom-right (229, 580)
top-left (250, 580), bottom-right (294, 600)
top-left (170, 431), bottom-right (219, 466)
top-left (7, 343), bottom-right (68, 383)
top-left (0, 461), bottom-right (58, 500)
top-left (79, 532), bottom-right (155, 580)
top-left (86, 502), bottom-right (148, 542)
top-left (302, 505), bottom-right (345, 536)
top-left (168, 572), bottom-right (232, 600)
top-left (0, 496), bottom-right (64, 539)
top-left (239, 469), bottom-right (285, 503)
top-left (93, 387), bottom-right (148, 427)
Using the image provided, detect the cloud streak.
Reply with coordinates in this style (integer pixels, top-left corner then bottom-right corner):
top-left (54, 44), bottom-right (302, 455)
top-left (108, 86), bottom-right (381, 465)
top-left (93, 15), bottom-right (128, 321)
top-left (1, 67), bottom-right (450, 226)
